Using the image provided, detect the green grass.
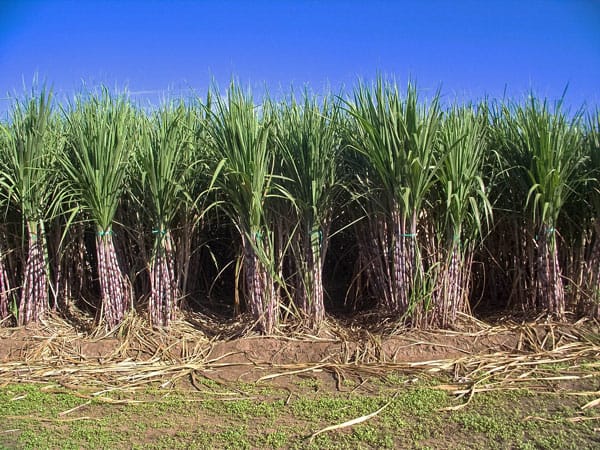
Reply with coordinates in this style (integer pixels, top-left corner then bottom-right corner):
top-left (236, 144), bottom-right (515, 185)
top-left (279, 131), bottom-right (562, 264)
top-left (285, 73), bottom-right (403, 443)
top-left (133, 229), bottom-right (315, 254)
top-left (1, 374), bottom-right (598, 450)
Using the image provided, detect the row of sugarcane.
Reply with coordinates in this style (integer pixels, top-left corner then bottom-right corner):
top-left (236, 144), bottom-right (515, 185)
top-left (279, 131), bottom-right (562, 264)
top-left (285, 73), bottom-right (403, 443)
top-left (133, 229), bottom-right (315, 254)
top-left (0, 79), bottom-right (598, 333)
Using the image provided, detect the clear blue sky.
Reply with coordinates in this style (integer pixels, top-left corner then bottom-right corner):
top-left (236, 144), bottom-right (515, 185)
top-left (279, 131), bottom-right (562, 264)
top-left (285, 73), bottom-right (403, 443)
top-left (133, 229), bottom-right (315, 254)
top-left (0, 0), bottom-right (599, 112)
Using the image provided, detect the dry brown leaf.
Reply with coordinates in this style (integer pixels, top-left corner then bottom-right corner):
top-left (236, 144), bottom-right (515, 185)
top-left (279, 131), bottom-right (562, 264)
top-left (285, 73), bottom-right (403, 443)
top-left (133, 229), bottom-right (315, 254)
top-left (308, 393), bottom-right (397, 443)
top-left (582, 397), bottom-right (600, 410)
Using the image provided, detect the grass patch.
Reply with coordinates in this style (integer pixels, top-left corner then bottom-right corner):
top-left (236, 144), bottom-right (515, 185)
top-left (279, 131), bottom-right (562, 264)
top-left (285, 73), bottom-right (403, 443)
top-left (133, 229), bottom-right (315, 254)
top-left (0, 376), bottom-right (598, 450)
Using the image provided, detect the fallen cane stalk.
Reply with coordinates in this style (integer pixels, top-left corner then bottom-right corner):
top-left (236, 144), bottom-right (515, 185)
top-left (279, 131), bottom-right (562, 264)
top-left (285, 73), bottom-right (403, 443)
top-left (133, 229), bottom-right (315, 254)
top-left (58, 400), bottom-right (92, 416)
top-left (582, 397), bottom-right (600, 410)
top-left (257, 363), bottom-right (329, 382)
top-left (3, 415), bottom-right (96, 423)
top-left (308, 393), bottom-right (398, 443)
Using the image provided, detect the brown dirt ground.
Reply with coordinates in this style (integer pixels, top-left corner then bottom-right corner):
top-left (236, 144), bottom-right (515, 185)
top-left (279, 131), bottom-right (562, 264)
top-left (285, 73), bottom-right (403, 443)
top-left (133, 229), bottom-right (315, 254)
top-left (0, 312), bottom-right (597, 385)
top-left (0, 317), bottom-right (522, 368)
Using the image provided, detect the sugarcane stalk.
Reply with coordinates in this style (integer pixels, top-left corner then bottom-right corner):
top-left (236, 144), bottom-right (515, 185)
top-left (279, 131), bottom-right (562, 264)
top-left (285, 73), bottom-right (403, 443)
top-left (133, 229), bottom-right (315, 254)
top-left (0, 238), bottom-right (12, 322)
top-left (536, 225), bottom-right (565, 319)
top-left (391, 205), bottom-right (407, 314)
top-left (96, 229), bottom-right (130, 328)
top-left (241, 232), bottom-right (277, 333)
top-left (18, 221), bottom-right (49, 325)
top-left (310, 227), bottom-right (325, 325)
top-left (585, 220), bottom-right (600, 319)
top-left (149, 229), bottom-right (177, 327)
top-left (298, 226), bottom-right (326, 327)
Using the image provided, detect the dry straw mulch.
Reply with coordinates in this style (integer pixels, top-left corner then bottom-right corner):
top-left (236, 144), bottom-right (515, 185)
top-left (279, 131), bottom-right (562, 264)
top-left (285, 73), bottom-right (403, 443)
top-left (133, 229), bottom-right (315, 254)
top-left (0, 312), bottom-right (598, 410)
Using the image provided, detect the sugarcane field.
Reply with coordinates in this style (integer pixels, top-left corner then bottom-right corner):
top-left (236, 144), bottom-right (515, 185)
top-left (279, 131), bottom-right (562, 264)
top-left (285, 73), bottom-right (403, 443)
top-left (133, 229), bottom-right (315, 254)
top-left (0, 80), bottom-right (599, 449)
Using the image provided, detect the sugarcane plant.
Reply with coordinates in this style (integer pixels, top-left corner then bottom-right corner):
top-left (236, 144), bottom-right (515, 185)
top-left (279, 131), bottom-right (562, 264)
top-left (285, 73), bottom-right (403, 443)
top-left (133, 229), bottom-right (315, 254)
top-left (275, 92), bottom-right (343, 328)
top-left (584, 111), bottom-right (600, 318)
top-left (205, 84), bottom-right (280, 334)
top-left (62, 90), bottom-right (134, 329)
top-left (0, 124), bottom-right (14, 323)
top-left (345, 79), bottom-right (442, 324)
top-left (432, 105), bottom-right (492, 326)
top-left (177, 99), bottom-right (217, 306)
top-left (0, 79), bottom-right (598, 331)
top-left (1, 89), bottom-right (62, 325)
top-left (493, 97), bottom-right (585, 319)
top-left (137, 103), bottom-right (194, 327)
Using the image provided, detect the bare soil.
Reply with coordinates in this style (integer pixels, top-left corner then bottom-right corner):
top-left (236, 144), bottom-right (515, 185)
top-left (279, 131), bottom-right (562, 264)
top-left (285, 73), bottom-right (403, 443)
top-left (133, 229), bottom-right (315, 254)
top-left (0, 314), bottom-right (528, 381)
top-left (0, 313), bottom-right (596, 385)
